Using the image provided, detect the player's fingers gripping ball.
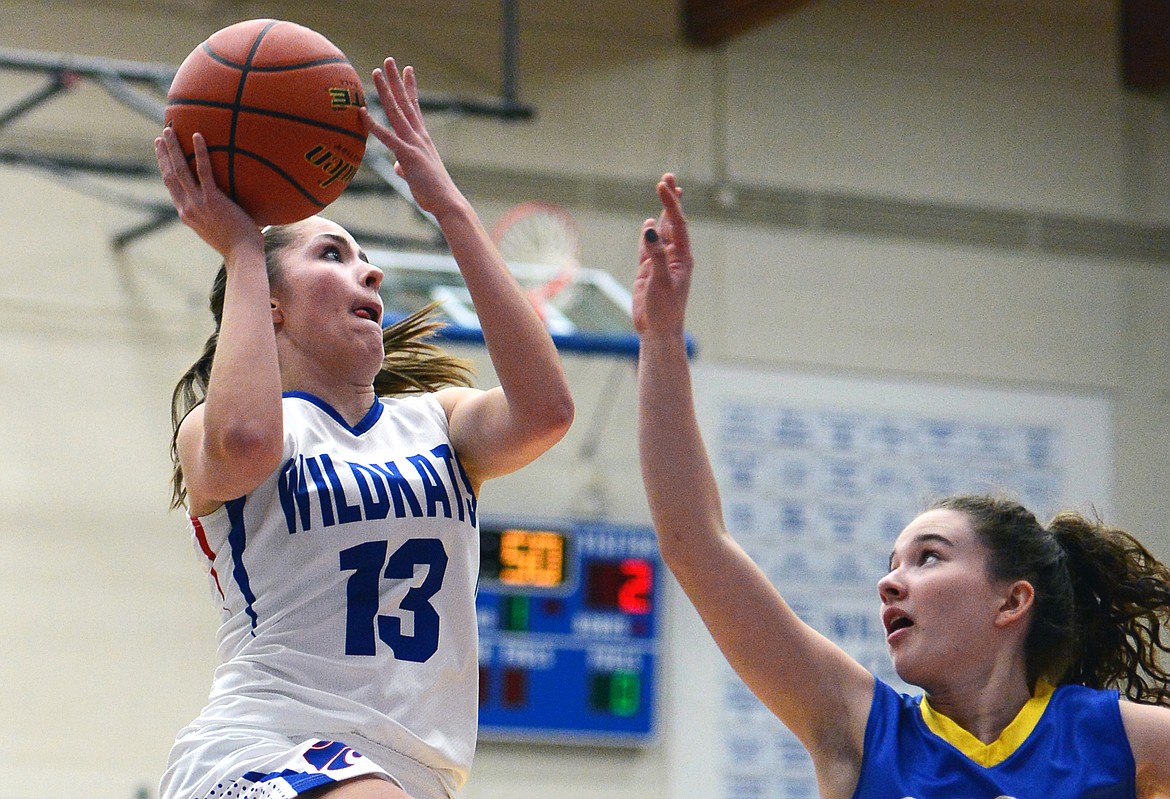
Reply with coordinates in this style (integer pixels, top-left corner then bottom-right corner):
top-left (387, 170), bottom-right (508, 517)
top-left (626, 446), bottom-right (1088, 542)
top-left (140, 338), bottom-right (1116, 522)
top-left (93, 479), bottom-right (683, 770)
top-left (164, 19), bottom-right (367, 225)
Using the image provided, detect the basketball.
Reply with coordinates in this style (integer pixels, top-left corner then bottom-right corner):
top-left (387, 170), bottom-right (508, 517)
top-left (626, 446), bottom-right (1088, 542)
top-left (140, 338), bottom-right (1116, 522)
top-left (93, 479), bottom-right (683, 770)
top-left (164, 19), bottom-right (367, 225)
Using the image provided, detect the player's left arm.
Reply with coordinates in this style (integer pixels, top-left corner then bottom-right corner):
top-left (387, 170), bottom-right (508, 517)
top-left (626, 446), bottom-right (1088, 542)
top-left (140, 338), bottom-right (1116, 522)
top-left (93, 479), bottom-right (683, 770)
top-left (361, 58), bottom-right (573, 488)
top-left (1119, 700), bottom-right (1170, 797)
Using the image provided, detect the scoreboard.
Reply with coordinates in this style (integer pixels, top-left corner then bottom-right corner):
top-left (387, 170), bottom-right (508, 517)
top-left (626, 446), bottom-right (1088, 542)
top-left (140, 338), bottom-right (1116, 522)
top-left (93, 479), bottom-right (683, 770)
top-left (476, 519), bottom-right (661, 745)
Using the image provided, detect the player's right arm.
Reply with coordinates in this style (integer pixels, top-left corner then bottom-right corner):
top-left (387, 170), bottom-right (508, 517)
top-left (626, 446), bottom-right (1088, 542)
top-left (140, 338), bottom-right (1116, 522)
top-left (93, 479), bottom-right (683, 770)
top-left (360, 59), bottom-right (573, 488)
top-left (157, 128), bottom-right (285, 514)
top-left (634, 175), bottom-right (874, 780)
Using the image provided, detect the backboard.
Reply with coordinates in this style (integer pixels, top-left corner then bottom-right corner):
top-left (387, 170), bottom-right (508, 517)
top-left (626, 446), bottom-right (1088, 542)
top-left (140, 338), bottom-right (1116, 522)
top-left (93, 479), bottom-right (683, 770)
top-left (371, 249), bottom-right (696, 359)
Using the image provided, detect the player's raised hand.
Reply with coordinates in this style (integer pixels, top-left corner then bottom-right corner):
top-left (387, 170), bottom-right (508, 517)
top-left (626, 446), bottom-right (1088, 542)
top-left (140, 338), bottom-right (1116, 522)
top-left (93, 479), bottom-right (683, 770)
top-left (360, 58), bottom-right (462, 219)
top-left (633, 174), bottom-right (692, 338)
top-left (154, 127), bottom-right (262, 261)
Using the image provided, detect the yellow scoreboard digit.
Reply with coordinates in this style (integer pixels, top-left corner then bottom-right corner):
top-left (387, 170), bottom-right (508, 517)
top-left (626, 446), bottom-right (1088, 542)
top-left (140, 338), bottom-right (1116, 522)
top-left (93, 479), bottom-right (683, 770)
top-left (497, 528), bottom-right (566, 587)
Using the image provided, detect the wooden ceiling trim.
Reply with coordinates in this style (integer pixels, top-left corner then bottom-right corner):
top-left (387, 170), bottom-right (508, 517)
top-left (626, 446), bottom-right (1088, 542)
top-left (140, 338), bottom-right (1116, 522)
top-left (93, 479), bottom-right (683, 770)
top-left (683, 0), bottom-right (812, 47)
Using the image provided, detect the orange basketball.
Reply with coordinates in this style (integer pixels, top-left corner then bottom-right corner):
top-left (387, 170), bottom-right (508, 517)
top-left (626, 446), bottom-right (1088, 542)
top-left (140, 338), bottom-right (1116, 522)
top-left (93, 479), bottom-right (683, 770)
top-left (164, 19), bottom-right (367, 225)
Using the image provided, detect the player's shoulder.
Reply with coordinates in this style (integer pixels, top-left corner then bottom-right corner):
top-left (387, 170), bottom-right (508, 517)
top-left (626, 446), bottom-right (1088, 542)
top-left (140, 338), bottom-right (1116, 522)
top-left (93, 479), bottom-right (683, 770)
top-left (1118, 698), bottom-right (1170, 745)
top-left (1118, 699), bottom-right (1170, 796)
top-left (431, 386), bottom-right (483, 416)
top-left (381, 391), bottom-right (452, 424)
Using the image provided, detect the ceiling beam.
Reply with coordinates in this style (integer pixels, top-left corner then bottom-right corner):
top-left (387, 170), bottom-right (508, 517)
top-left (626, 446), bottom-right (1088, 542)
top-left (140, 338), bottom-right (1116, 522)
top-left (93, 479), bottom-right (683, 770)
top-left (1121, 0), bottom-right (1170, 92)
top-left (683, 0), bottom-right (813, 47)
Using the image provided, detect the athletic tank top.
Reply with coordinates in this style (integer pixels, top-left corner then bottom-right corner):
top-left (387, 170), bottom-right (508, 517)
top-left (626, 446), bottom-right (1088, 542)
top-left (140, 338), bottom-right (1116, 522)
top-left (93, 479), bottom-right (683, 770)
top-left (186, 392), bottom-right (480, 794)
top-left (853, 678), bottom-right (1136, 798)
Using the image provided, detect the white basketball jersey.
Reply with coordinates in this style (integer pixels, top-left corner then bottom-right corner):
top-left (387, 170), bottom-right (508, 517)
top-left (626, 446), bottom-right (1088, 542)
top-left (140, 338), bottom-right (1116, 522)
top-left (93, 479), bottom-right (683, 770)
top-left (177, 392), bottom-right (479, 796)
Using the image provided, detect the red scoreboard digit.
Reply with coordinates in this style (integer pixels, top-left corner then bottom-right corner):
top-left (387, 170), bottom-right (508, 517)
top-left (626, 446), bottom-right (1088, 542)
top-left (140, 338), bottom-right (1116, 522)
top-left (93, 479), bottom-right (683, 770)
top-left (585, 558), bottom-right (653, 614)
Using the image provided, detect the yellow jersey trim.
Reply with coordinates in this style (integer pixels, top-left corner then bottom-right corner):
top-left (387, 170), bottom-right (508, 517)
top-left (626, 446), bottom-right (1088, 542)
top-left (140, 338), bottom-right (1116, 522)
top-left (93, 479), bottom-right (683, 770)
top-left (919, 680), bottom-right (1055, 767)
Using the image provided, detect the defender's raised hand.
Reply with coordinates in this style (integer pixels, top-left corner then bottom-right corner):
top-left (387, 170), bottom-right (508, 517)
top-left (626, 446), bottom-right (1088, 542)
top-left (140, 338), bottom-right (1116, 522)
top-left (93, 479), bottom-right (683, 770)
top-left (633, 173), bottom-right (692, 338)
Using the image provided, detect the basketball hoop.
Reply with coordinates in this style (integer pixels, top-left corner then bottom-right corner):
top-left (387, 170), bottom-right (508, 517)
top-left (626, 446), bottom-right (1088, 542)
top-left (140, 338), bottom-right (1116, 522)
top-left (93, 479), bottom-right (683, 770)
top-left (490, 201), bottom-right (581, 319)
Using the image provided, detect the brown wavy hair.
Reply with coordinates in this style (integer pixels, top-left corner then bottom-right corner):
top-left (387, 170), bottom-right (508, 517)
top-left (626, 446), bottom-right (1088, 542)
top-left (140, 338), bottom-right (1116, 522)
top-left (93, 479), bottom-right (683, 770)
top-left (931, 494), bottom-right (1170, 705)
top-left (169, 222), bottom-right (474, 509)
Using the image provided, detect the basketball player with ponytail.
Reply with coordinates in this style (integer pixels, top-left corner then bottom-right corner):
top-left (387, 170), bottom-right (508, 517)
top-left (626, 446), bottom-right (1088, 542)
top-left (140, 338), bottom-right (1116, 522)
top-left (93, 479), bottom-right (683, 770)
top-left (155, 58), bottom-right (573, 799)
top-left (635, 173), bottom-right (1170, 797)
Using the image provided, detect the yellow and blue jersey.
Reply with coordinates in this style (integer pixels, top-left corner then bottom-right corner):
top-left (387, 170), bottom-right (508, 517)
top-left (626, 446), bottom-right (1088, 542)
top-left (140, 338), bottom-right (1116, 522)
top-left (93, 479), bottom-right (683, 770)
top-left (854, 678), bottom-right (1135, 798)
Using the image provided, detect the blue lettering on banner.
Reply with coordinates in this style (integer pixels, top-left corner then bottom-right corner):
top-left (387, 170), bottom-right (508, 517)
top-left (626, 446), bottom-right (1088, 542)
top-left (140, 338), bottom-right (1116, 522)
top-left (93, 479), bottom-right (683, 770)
top-left (278, 449), bottom-right (477, 535)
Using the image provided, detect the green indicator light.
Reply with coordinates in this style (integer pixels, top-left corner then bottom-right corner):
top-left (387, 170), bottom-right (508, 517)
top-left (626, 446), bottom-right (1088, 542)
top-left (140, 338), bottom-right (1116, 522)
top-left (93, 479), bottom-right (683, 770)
top-left (501, 595), bottom-right (530, 631)
top-left (609, 670), bottom-right (640, 717)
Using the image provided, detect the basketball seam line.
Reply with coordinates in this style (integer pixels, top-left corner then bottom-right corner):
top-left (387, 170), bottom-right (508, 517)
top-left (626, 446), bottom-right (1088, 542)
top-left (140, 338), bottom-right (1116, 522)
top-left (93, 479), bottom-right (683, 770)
top-left (198, 54), bottom-right (353, 71)
top-left (203, 145), bottom-right (326, 207)
top-left (226, 20), bottom-right (278, 199)
top-left (166, 98), bottom-right (367, 142)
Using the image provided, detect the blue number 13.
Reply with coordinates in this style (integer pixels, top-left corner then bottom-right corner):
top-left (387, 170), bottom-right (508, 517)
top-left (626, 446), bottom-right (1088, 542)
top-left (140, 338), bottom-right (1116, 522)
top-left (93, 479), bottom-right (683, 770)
top-left (339, 538), bottom-right (449, 662)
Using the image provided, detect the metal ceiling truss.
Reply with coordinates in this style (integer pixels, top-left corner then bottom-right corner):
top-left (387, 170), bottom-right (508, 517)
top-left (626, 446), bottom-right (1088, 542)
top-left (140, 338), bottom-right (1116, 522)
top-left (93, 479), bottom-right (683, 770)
top-left (0, 0), bottom-right (531, 250)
